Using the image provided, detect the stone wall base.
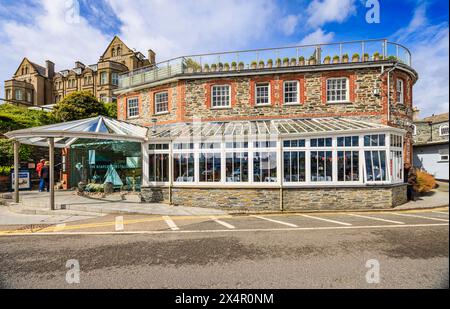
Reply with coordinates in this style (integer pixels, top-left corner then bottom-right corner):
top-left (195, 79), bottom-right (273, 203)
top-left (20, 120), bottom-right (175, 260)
top-left (141, 184), bottom-right (407, 210)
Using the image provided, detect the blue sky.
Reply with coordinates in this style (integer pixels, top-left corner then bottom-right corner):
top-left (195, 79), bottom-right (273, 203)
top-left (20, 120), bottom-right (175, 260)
top-left (0, 0), bottom-right (448, 116)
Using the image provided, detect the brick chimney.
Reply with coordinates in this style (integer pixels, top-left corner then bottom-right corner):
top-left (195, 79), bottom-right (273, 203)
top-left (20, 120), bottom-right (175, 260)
top-left (46, 60), bottom-right (55, 79)
top-left (412, 106), bottom-right (421, 121)
top-left (148, 49), bottom-right (156, 66)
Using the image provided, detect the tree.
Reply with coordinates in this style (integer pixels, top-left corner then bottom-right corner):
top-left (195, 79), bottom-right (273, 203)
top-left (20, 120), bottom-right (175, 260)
top-left (0, 103), bottom-right (55, 133)
top-left (104, 102), bottom-right (118, 118)
top-left (52, 91), bottom-right (109, 122)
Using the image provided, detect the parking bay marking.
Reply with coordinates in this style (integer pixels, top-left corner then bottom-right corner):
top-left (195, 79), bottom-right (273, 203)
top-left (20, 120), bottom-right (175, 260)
top-left (162, 216), bottom-right (180, 231)
top-left (251, 215), bottom-right (298, 228)
top-left (300, 214), bottom-right (352, 226)
top-left (348, 213), bottom-right (405, 225)
top-left (210, 217), bottom-right (235, 229)
top-left (393, 213), bottom-right (449, 222)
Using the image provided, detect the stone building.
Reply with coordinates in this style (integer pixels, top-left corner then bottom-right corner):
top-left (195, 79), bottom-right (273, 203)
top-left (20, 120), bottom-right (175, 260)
top-left (413, 112), bottom-right (449, 181)
top-left (4, 36), bottom-right (154, 107)
top-left (103, 39), bottom-right (418, 211)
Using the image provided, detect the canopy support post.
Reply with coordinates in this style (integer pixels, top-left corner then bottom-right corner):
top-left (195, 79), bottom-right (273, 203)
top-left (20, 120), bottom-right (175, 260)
top-left (13, 141), bottom-right (20, 203)
top-left (48, 137), bottom-right (55, 210)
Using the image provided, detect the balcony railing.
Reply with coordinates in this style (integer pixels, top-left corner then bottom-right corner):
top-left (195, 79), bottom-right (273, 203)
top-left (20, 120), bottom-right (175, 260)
top-left (118, 39), bottom-right (412, 90)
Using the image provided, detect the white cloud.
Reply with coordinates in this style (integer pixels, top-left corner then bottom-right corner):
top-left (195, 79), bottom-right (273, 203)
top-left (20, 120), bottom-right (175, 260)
top-left (307, 0), bottom-right (357, 27)
top-left (299, 28), bottom-right (335, 45)
top-left (391, 4), bottom-right (449, 117)
top-left (0, 0), bottom-right (110, 98)
top-left (106, 0), bottom-right (279, 60)
top-left (280, 15), bottom-right (300, 36)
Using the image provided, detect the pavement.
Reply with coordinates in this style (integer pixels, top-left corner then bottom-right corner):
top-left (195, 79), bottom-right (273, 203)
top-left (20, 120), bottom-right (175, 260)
top-left (0, 208), bottom-right (447, 288)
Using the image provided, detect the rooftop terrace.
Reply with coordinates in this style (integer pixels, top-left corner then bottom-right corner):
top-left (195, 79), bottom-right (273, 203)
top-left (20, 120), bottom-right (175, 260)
top-left (118, 39), bottom-right (412, 91)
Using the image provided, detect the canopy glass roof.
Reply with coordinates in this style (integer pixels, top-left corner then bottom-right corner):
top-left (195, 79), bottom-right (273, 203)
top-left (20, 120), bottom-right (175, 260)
top-left (149, 118), bottom-right (400, 140)
top-left (5, 116), bottom-right (148, 148)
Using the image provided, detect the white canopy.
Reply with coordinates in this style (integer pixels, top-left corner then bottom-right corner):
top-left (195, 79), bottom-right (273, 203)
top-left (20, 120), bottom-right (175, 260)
top-left (5, 116), bottom-right (148, 148)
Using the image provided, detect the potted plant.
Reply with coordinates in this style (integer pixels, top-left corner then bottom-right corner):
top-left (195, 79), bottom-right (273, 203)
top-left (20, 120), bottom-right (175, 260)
top-left (387, 55), bottom-right (398, 61)
top-left (211, 63), bottom-right (217, 72)
top-left (373, 52), bottom-right (380, 61)
top-left (275, 58), bottom-right (282, 67)
top-left (332, 55), bottom-right (340, 64)
top-left (290, 57), bottom-right (297, 66)
top-left (231, 61), bottom-right (237, 71)
top-left (258, 60), bottom-right (265, 69)
top-left (352, 53), bottom-right (360, 62)
top-left (283, 57), bottom-right (290, 67)
top-left (363, 53), bottom-right (370, 62)
top-left (251, 61), bottom-right (257, 69)
top-left (308, 56), bottom-right (316, 65)
top-left (267, 59), bottom-right (273, 68)
top-left (341, 53), bottom-right (349, 63)
top-left (224, 63), bottom-right (230, 71)
top-left (204, 64), bottom-right (210, 72)
top-left (298, 56), bottom-right (305, 66)
top-left (323, 56), bottom-right (331, 64)
top-left (218, 62), bottom-right (224, 71)
top-left (238, 61), bottom-right (245, 70)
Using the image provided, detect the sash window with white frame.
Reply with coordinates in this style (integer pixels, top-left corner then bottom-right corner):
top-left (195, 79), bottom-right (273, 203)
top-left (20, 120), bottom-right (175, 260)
top-left (255, 83), bottom-right (270, 106)
top-left (326, 78), bottom-right (348, 103)
top-left (283, 81), bottom-right (299, 104)
top-left (155, 91), bottom-right (169, 114)
top-left (127, 97), bottom-right (139, 118)
top-left (211, 85), bottom-right (230, 108)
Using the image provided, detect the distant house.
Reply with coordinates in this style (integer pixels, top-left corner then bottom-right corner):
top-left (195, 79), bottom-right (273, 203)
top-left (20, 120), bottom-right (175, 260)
top-left (413, 111), bottom-right (449, 181)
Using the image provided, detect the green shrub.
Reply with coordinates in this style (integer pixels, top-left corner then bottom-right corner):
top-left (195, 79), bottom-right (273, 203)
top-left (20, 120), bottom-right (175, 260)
top-left (298, 56), bottom-right (305, 62)
top-left (0, 166), bottom-right (12, 176)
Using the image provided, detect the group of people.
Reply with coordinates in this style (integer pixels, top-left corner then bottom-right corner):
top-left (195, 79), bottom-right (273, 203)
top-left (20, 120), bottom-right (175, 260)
top-left (36, 159), bottom-right (50, 192)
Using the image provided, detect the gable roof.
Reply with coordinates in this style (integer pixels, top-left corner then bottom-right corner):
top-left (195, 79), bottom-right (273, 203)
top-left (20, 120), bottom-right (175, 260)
top-left (100, 36), bottom-right (134, 59)
top-left (13, 58), bottom-right (47, 77)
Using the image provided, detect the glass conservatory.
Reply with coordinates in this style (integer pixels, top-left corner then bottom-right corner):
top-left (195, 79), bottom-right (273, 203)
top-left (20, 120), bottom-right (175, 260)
top-left (143, 118), bottom-right (406, 188)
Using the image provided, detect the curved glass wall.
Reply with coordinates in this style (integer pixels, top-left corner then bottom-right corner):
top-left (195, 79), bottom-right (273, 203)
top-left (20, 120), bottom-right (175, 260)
top-left (69, 139), bottom-right (142, 192)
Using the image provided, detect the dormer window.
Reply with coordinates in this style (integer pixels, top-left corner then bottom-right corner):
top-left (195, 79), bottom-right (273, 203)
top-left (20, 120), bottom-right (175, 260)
top-left (112, 48), bottom-right (116, 57)
top-left (117, 46), bottom-right (122, 56)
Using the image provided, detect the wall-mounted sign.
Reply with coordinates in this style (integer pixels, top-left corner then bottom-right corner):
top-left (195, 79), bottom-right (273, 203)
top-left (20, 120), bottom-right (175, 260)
top-left (11, 170), bottom-right (31, 191)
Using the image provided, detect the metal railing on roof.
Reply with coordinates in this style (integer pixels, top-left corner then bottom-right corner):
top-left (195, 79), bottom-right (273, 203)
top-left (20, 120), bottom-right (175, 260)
top-left (118, 39), bottom-right (412, 90)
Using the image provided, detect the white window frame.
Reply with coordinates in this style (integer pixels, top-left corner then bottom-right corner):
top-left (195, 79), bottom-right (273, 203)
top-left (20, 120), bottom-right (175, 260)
top-left (100, 72), bottom-right (108, 85)
top-left (126, 97), bottom-right (139, 118)
top-left (255, 83), bottom-right (271, 106)
top-left (111, 72), bottom-right (119, 86)
top-left (396, 79), bottom-right (404, 104)
top-left (211, 85), bottom-right (231, 108)
top-left (147, 143), bottom-right (171, 185)
top-left (26, 91), bottom-right (32, 102)
top-left (326, 77), bottom-right (349, 103)
top-left (15, 89), bottom-right (23, 101)
top-left (439, 124), bottom-right (449, 136)
top-left (283, 80), bottom-right (299, 105)
top-left (155, 91), bottom-right (169, 114)
top-left (412, 124), bottom-right (417, 136)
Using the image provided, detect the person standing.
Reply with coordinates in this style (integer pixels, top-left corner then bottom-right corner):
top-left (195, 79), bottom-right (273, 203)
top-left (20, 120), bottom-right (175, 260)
top-left (40, 161), bottom-right (50, 193)
top-left (404, 163), bottom-right (418, 201)
top-left (36, 159), bottom-right (45, 192)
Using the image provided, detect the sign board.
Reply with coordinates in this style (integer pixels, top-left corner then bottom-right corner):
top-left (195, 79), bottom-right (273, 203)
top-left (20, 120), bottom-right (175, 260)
top-left (11, 170), bottom-right (31, 191)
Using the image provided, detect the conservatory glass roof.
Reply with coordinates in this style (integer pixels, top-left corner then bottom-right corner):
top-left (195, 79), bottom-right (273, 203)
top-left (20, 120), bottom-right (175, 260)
top-left (5, 116), bottom-right (148, 148)
top-left (149, 117), bottom-right (401, 140)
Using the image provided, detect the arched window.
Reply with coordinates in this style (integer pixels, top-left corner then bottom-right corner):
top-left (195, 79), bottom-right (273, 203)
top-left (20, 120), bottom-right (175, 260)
top-left (117, 46), bottom-right (121, 56)
top-left (112, 48), bottom-right (116, 57)
top-left (439, 124), bottom-right (449, 136)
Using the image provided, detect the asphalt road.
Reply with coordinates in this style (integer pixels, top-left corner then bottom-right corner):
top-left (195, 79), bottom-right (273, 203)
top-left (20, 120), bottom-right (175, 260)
top-left (0, 209), bottom-right (448, 289)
